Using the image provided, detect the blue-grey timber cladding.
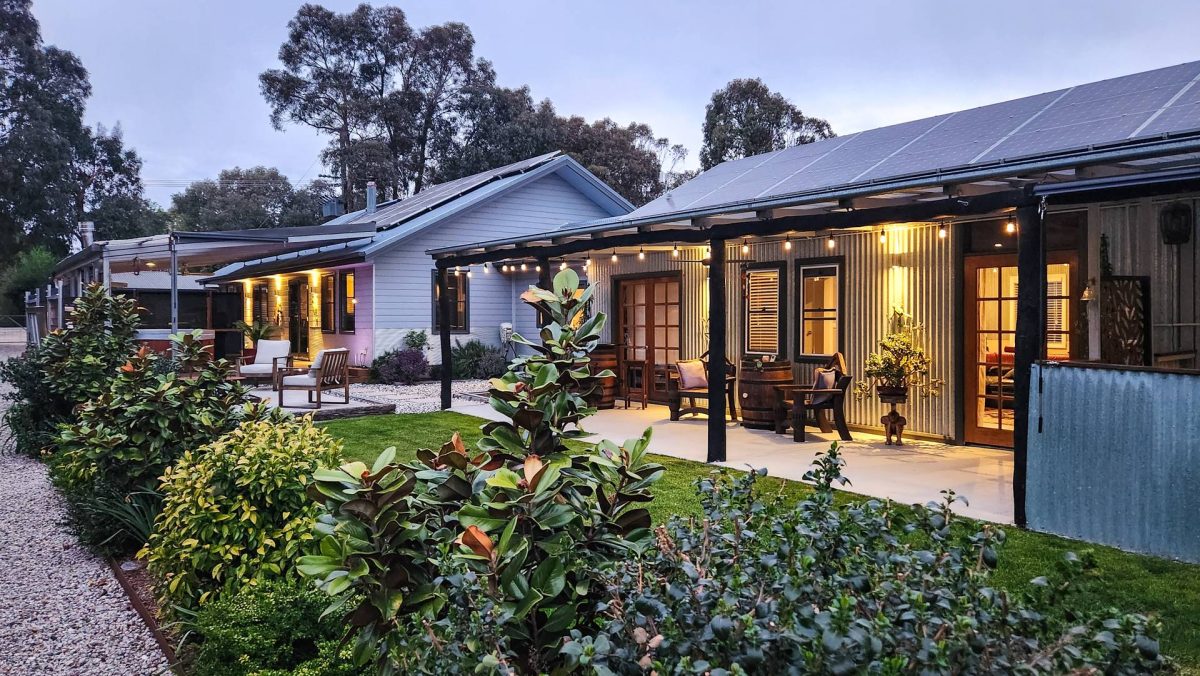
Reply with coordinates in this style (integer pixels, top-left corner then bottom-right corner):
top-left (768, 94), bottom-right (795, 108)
top-left (372, 173), bottom-right (612, 361)
top-left (1027, 362), bottom-right (1200, 562)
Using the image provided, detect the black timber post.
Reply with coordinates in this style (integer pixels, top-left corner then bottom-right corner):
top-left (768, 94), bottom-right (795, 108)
top-left (707, 238), bottom-right (728, 463)
top-left (437, 265), bottom-right (453, 410)
top-left (1012, 201), bottom-right (1045, 528)
top-left (537, 257), bottom-right (551, 327)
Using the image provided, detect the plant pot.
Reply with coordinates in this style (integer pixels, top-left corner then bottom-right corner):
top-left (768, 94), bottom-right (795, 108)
top-left (876, 385), bottom-right (909, 402)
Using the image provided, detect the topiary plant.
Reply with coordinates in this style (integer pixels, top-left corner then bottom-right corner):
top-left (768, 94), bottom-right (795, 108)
top-left (298, 268), bottom-right (664, 674)
top-left (142, 414), bottom-right (343, 611)
top-left (371, 348), bottom-right (429, 385)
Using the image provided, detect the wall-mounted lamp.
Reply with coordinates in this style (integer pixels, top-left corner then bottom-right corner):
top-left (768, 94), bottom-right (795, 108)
top-left (1081, 277), bottom-right (1097, 302)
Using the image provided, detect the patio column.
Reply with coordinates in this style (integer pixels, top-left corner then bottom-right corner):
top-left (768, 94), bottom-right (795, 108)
top-left (437, 265), bottom-right (452, 410)
top-left (707, 237), bottom-right (729, 463)
top-left (169, 232), bottom-right (179, 334)
top-left (1012, 200), bottom-right (1045, 528)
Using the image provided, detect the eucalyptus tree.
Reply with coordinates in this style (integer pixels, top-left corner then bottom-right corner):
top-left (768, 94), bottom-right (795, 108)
top-left (699, 77), bottom-right (834, 170)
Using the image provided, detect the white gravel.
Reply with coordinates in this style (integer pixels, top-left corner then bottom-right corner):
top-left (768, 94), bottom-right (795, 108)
top-left (352, 379), bottom-right (491, 413)
top-left (0, 342), bottom-right (170, 675)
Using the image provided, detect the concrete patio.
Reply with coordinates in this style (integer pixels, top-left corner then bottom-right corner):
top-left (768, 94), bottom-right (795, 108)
top-left (453, 401), bottom-right (1015, 524)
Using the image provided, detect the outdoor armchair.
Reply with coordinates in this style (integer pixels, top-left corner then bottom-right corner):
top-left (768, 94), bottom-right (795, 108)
top-left (773, 352), bottom-right (853, 442)
top-left (276, 347), bottom-right (350, 410)
top-left (667, 350), bottom-right (738, 421)
top-left (237, 339), bottom-right (292, 388)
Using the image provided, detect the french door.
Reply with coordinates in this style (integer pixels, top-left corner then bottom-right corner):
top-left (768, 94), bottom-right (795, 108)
top-left (963, 253), bottom-right (1075, 447)
top-left (616, 275), bottom-right (681, 402)
top-left (288, 279), bottom-right (309, 356)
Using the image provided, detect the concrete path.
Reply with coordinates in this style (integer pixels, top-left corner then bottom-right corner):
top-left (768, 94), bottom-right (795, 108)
top-left (453, 401), bottom-right (1014, 524)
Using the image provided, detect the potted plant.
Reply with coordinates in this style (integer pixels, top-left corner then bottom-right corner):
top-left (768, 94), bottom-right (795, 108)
top-left (233, 319), bottom-right (279, 359)
top-left (855, 308), bottom-right (942, 402)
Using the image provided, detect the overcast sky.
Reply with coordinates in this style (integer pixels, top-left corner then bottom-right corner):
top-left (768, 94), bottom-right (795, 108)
top-left (31, 0), bottom-right (1200, 207)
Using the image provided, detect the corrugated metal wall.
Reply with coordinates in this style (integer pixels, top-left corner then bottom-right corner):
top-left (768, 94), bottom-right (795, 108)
top-left (1099, 194), bottom-right (1200, 357)
top-left (1027, 363), bottom-right (1200, 562)
top-left (585, 224), bottom-right (957, 438)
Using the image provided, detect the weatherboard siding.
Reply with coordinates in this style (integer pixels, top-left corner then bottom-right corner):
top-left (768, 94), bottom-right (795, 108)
top-left (373, 173), bottom-right (613, 363)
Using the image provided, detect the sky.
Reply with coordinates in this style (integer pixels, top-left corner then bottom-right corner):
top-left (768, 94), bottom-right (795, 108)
top-left (30, 0), bottom-right (1200, 208)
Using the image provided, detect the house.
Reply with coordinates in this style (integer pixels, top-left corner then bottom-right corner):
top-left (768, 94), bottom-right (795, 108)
top-left (429, 61), bottom-right (1200, 561)
top-left (200, 152), bottom-right (633, 367)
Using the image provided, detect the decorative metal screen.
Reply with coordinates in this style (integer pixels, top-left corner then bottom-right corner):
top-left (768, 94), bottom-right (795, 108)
top-left (1100, 276), bottom-right (1151, 365)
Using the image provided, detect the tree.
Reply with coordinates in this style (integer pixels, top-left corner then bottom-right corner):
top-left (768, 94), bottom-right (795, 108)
top-left (76, 124), bottom-right (165, 243)
top-left (699, 78), bottom-right (834, 170)
top-left (169, 167), bottom-right (331, 232)
top-left (0, 246), bottom-right (55, 314)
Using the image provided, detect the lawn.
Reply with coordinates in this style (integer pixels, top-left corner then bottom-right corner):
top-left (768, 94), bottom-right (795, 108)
top-left (321, 411), bottom-right (1200, 671)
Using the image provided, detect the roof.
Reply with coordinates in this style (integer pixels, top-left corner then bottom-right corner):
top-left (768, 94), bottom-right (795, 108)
top-left (431, 60), bottom-right (1200, 260)
top-left (202, 152), bottom-right (634, 283)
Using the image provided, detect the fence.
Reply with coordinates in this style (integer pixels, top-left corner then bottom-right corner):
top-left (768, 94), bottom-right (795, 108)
top-left (1027, 362), bottom-right (1200, 562)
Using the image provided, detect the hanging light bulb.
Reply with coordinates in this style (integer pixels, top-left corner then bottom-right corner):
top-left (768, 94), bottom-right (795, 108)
top-left (784, 234), bottom-right (792, 251)
top-left (703, 246), bottom-right (711, 259)
top-left (501, 264), bottom-right (508, 272)
top-left (483, 262), bottom-right (491, 273)
top-left (638, 247), bottom-right (645, 260)
top-left (741, 238), bottom-right (750, 254)
top-left (938, 223), bottom-right (948, 239)
top-left (611, 250), bottom-right (618, 263)
top-left (672, 244), bottom-right (680, 258)
top-left (535, 264), bottom-right (541, 272)
top-left (827, 234), bottom-right (836, 249)
top-left (1005, 220), bottom-right (1017, 234)
top-left (520, 262), bottom-right (527, 272)
top-left (466, 269), bottom-right (473, 279)
top-left (878, 230), bottom-right (887, 244)
top-left (559, 260), bottom-right (567, 271)
top-left (453, 265), bottom-right (460, 276)
top-left (584, 256), bottom-right (591, 268)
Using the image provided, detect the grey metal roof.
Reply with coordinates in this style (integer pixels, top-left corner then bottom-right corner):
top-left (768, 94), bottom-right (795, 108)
top-left (631, 60), bottom-right (1200, 220)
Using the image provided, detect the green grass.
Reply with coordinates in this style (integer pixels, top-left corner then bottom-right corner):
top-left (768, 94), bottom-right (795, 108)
top-left (321, 411), bottom-right (1200, 671)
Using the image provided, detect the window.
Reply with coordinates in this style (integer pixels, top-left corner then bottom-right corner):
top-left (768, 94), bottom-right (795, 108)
top-left (798, 263), bottom-right (840, 356)
top-left (320, 274), bottom-right (335, 333)
top-left (252, 283), bottom-right (269, 324)
top-left (339, 271), bottom-right (356, 333)
top-left (744, 265), bottom-right (784, 355)
top-left (432, 270), bottom-right (469, 333)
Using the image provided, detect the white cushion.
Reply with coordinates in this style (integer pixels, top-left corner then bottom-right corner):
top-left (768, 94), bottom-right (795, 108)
top-left (281, 373), bottom-right (318, 386)
top-left (254, 340), bottom-right (291, 365)
top-left (677, 360), bottom-right (708, 390)
top-left (239, 363), bottom-right (275, 376)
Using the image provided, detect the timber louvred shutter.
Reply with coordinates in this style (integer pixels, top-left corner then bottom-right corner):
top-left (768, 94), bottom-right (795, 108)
top-left (745, 269), bottom-right (780, 354)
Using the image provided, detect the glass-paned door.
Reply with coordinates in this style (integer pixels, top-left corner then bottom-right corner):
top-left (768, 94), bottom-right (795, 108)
top-left (964, 254), bottom-right (1074, 447)
top-left (287, 279), bottom-right (309, 356)
top-left (617, 275), bottom-right (681, 402)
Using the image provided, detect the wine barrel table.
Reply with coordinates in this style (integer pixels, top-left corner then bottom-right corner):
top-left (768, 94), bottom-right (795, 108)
top-left (589, 344), bottom-right (618, 409)
top-left (739, 360), bottom-right (793, 429)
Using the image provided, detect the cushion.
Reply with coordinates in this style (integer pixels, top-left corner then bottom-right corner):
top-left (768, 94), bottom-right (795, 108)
top-left (809, 368), bottom-right (838, 406)
top-left (281, 373), bottom-right (318, 387)
top-left (239, 363), bottom-right (275, 376)
top-left (676, 360), bottom-right (708, 390)
top-left (254, 339), bottom-right (291, 365)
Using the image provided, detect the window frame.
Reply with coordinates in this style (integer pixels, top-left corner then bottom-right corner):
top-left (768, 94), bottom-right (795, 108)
top-left (251, 283), bottom-right (270, 324)
top-left (320, 273), bottom-right (335, 334)
top-left (338, 270), bottom-right (356, 334)
top-left (742, 261), bottom-right (787, 357)
top-left (794, 256), bottom-right (844, 361)
top-left (431, 269), bottom-right (470, 334)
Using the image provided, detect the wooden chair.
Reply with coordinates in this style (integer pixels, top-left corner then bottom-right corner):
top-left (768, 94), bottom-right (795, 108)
top-left (620, 358), bottom-right (649, 410)
top-left (238, 339), bottom-right (292, 388)
top-left (773, 352), bottom-right (852, 442)
top-left (276, 348), bottom-right (350, 409)
top-left (667, 351), bottom-right (738, 421)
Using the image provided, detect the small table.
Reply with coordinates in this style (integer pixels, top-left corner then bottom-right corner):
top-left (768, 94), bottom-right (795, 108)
top-left (879, 393), bottom-right (908, 445)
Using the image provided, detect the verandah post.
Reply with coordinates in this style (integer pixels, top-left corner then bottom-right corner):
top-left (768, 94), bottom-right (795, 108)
top-left (537, 256), bottom-right (551, 327)
top-left (437, 265), bottom-right (453, 410)
top-left (707, 237), bottom-right (728, 463)
top-left (1012, 199), bottom-right (1045, 528)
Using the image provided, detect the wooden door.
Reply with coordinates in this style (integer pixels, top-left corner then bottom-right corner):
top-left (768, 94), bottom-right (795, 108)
top-left (963, 253), bottom-right (1075, 447)
top-left (288, 279), bottom-right (309, 356)
top-left (617, 275), bottom-right (681, 402)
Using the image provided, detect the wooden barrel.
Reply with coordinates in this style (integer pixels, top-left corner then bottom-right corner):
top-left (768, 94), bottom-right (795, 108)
top-left (589, 344), bottom-right (618, 409)
top-left (738, 360), bottom-right (793, 429)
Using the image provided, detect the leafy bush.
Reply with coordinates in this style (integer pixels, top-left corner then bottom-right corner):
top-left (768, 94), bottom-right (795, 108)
top-left (49, 331), bottom-right (258, 552)
top-left (0, 283), bottom-right (139, 455)
top-left (450, 338), bottom-right (507, 379)
top-left (299, 269), bottom-right (657, 674)
top-left (371, 348), bottom-right (429, 385)
top-left (562, 445), bottom-right (1169, 675)
top-left (143, 415), bottom-right (342, 610)
top-left (402, 329), bottom-right (429, 351)
top-left (190, 581), bottom-right (358, 676)
top-left (0, 245), bottom-right (56, 314)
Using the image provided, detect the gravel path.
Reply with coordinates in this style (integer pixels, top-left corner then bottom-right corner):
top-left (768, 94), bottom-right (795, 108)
top-left (0, 343), bottom-right (170, 675)
top-left (352, 379), bottom-right (491, 413)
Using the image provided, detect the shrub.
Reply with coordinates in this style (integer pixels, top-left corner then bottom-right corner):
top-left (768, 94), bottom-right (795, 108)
top-left (371, 348), bottom-right (429, 385)
top-left (402, 329), bottom-right (429, 351)
top-left (562, 445), bottom-right (1169, 675)
top-left (49, 331), bottom-right (258, 552)
top-left (450, 338), bottom-right (507, 379)
top-left (143, 415), bottom-right (342, 611)
top-left (190, 581), bottom-right (358, 676)
top-left (0, 283), bottom-right (139, 455)
top-left (299, 268), bottom-right (657, 674)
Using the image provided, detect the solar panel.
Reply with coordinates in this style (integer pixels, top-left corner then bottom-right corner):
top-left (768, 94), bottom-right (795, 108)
top-left (630, 60), bottom-right (1200, 220)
